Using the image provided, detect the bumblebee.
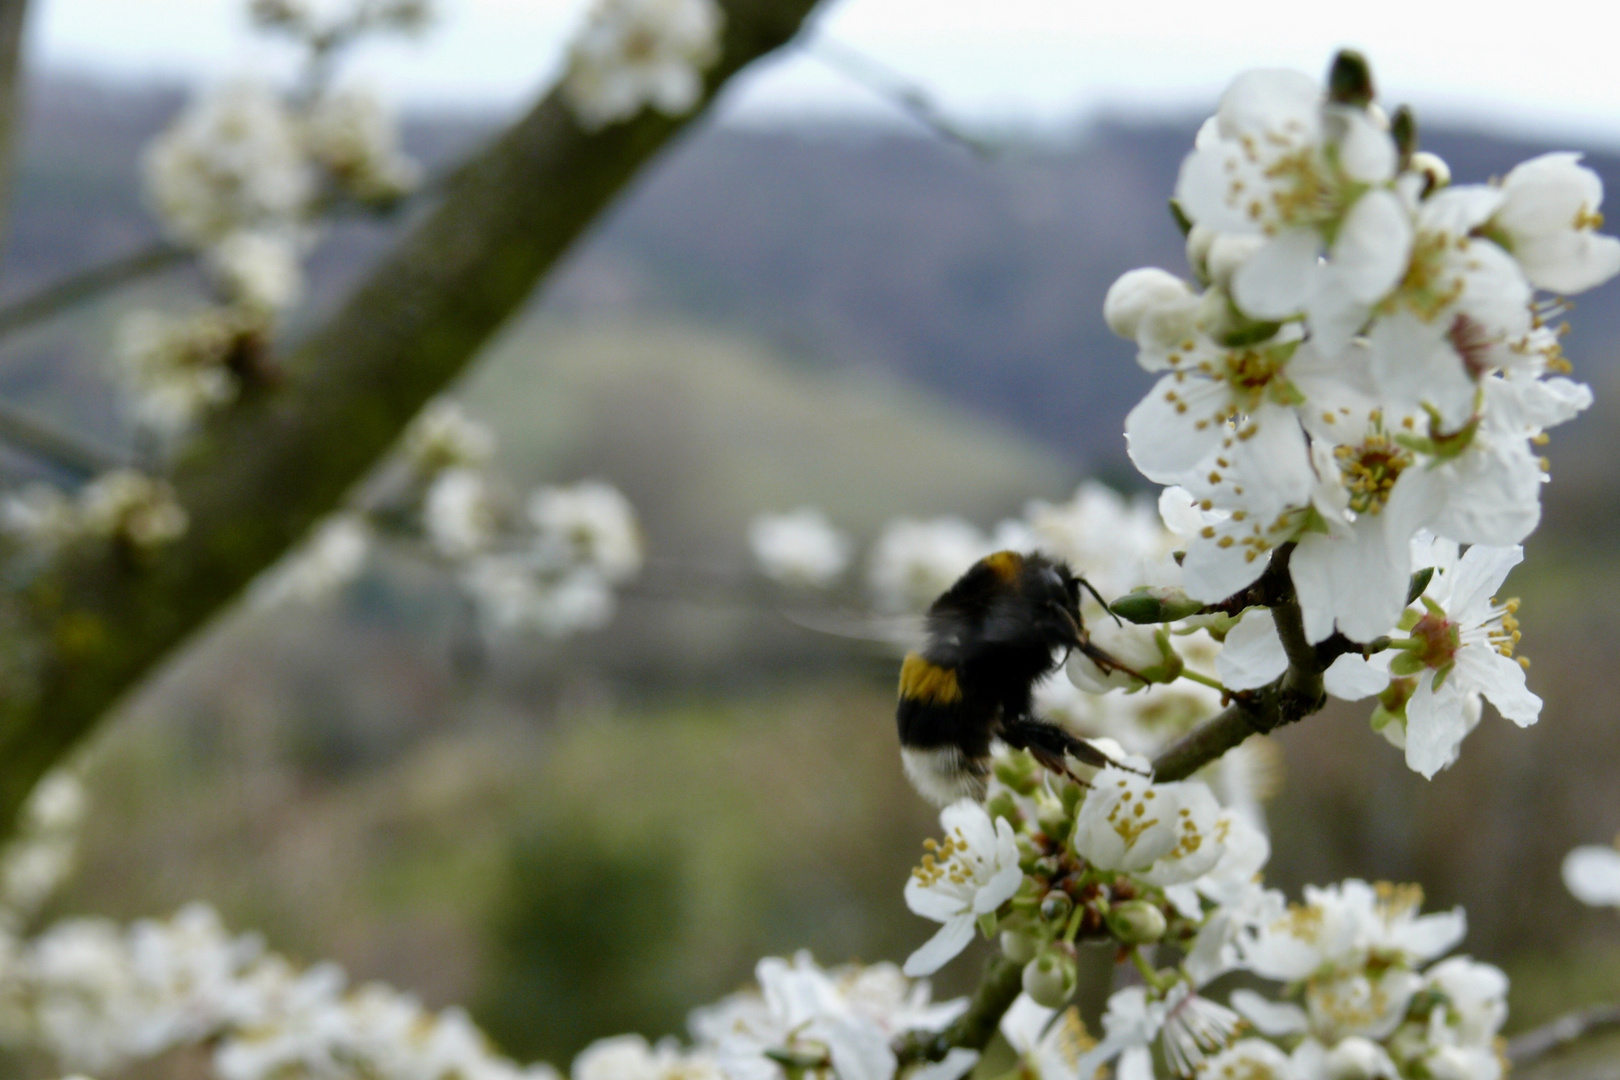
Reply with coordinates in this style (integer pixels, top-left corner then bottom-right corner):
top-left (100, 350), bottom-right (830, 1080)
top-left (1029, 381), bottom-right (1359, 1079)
top-left (896, 550), bottom-right (1139, 805)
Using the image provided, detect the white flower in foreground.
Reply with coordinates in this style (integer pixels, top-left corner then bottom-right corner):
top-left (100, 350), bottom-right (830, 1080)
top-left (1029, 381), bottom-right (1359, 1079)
top-left (425, 467), bottom-right (500, 559)
top-left (1392, 543), bottom-right (1539, 778)
top-left (1077, 983), bottom-right (1242, 1080)
top-left (691, 953), bottom-right (968, 1080)
top-left (574, 1034), bottom-right (720, 1080)
top-left (529, 480), bottom-right (643, 583)
top-left (1000, 996), bottom-right (1094, 1080)
top-left (563, 0), bottom-right (724, 130)
top-left (1562, 843), bottom-right (1620, 907)
top-left (1489, 152), bottom-right (1620, 294)
top-left (1216, 607), bottom-right (1289, 691)
top-left (1200, 1038), bottom-right (1296, 1080)
top-left (868, 518), bottom-right (987, 613)
top-left (143, 83), bottom-right (312, 246)
top-left (1072, 770), bottom-right (1225, 886)
top-left (902, 800), bottom-right (1022, 976)
top-left (1174, 67), bottom-right (1409, 351)
top-left (403, 398), bottom-right (496, 475)
top-left (749, 508), bottom-right (852, 588)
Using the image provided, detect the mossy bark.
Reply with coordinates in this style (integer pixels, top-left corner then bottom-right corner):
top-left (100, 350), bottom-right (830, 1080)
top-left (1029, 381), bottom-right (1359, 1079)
top-left (0, 0), bottom-right (823, 834)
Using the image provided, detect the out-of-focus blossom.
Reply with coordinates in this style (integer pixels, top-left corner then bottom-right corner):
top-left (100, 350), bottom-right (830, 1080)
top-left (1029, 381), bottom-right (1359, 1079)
top-left (563, 0), bottom-right (724, 130)
top-left (749, 508), bottom-right (852, 588)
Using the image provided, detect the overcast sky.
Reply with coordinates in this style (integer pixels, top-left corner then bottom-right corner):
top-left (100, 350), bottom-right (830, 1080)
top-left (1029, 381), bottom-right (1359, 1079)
top-left (29, 0), bottom-right (1620, 145)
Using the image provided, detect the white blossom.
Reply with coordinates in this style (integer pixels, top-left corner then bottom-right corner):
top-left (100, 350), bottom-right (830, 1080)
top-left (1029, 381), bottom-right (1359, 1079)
top-left (1562, 843), bottom-right (1620, 907)
top-left (563, 0), bottom-right (724, 130)
top-left (303, 88), bottom-right (421, 203)
top-left (207, 230), bottom-right (305, 311)
top-left (402, 399), bottom-right (496, 475)
top-left (1174, 68), bottom-right (1409, 354)
top-left (867, 518), bottom-right (987, 613)
top-left (528, 481), bottom-right (643, 584)
top-left (77, 471), bottom-right (189, 549)
top-left (1072, 770), bottom-right (1226, 886)
top-left (253, 513), bottom-right (371, 607)
top-left (425, 467), bottom-right (500, 559)
top-left (1489, 152), bottom-right (1620, 294)
top-left (749, 508), bottom-right (852, 588)
top-left (143, 83), bottom-right (312, 246)
top-left (901, 800), bottom-right (1022, 976)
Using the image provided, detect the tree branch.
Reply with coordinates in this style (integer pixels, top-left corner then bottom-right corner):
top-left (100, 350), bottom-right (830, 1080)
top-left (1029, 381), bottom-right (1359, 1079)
top-left (0, 242), bottom-right (190, 339)
top-left (894, 955), bottom-right (1023, 1065)
top-left (0, 0), bottom-right (825, 836)
top-left (0, 398), bottom-right (128, 478)
top-left (1507, 1002), bottom-right (1620, 1065)
top-left (0, 0), bottom-right (30, 265)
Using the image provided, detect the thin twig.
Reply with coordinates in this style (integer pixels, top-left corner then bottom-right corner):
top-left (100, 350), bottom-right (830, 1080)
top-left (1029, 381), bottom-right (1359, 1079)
top-left (0, 241), bottom-right (190, 339)
top-left (1508, 1002), bottom-right (1620, 1065)
top-left (894, 955), bottom-right (1023, 1065)
top-left (802, 36), bottom-right (1001, 158)
top-left (0, 399), bottom-right (127, 478)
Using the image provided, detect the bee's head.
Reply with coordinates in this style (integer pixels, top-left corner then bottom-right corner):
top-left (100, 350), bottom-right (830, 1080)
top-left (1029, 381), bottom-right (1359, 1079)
top-left (1018, 553), bottom-right (1086, 649)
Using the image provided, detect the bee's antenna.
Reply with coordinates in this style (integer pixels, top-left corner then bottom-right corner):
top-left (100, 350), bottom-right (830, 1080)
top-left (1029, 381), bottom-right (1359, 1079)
top-left (1077, 575), bottom-right (1122, 626)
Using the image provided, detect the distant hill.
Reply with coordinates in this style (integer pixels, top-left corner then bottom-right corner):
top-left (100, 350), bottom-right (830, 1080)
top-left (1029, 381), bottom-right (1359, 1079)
top-left (4, 73), bottom-right (1620, 484)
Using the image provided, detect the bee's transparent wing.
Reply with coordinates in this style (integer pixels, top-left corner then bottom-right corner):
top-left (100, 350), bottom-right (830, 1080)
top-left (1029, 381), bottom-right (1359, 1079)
top-left (777, 607), bottom-right (927, 654)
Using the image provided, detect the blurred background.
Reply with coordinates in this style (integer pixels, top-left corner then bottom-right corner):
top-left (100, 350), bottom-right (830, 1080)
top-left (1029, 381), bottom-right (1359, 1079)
top-left (5, 0), bottom-right (1620, 1072)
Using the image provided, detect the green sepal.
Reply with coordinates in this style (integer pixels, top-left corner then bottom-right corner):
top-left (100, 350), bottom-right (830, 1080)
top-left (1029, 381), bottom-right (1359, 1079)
top-left (1389, 651), bottom-right (1426, 677)
top-left (1169, 198), bottom-right (1194, 237)
top-left (1328, 49), bottom-right (1376, 108)
top-left (1406, 567), bottom-right (1435, 605)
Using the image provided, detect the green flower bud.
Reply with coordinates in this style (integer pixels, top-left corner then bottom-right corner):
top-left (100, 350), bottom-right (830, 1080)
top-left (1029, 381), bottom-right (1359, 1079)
top-left (1110, 587), bottom-right (1205, 625)
top-left (1036, 805), bottom-right (1071, 840)
top-left (1328, 49), bottom-right (1375, 109)
top-left (985, 791), bottom-right (1022, 828)
top-left (1000, 928), bottom-right (1040, 964)
top-left (1106, 899), bottom-right (1167, 944)
top-left (1039, 889), bottom-right (1074, 925)
top-left (1022, 946), bottom-right (1079, 1009)
top-left (994, 751), bottom-right (1039, 795)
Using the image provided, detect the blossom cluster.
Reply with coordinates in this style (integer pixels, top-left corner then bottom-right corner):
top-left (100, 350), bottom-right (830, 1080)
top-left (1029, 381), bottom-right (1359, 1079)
top-left (256, 398), bottom-right (645, 642)
top-left (128, 5), bottom-right (423, 438)
top-left (0, 779), bottom-right (972, 1080)
top-left (1, 470), bottom-right (189, 555)
top-left (900, 756), bottom-right (1508, 1080)
top-left (1103, 53), bottom-right (1614, 775)
top-left (563, 0), bottom-right (725, 130)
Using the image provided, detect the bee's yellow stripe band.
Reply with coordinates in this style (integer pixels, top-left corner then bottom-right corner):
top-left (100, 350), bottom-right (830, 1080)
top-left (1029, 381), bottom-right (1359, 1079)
top-left (899, 652), bottom-right (962, 705)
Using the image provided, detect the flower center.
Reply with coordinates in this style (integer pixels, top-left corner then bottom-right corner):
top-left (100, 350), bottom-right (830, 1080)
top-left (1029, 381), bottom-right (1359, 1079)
top-left (1333, 433), bottom-right (1413, 515)
top-left (913, 828), bottom-right (974, 888)
top-left (1260, 147), bottom-right (1342, 232)
top-left (1448, 313), bottom-right (1496, 380)
top-left (1394, 230), bottom-right (1466, 322)
top-left (1409, 612), bottom-right (1461, 670)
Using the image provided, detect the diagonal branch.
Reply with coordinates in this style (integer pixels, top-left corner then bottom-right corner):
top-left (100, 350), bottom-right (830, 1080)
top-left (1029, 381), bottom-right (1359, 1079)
top-left (0, 0), bottom-right (30, 265)
top-left (1507, 1002), bottom-right (1620, 1065)
top-left (0, 0), bottom-right (825, 836)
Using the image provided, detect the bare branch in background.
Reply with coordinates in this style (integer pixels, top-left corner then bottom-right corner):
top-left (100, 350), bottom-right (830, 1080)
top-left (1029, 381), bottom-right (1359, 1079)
top-left (803, 36), bottom-right (1002, 158)
top-left (1508, 1002), bottom-right (1620, 1066)
top-left (0, 0), bottom-right (827, 837)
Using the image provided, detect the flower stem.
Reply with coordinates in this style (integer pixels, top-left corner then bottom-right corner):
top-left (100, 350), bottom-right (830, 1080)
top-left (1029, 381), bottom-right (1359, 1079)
top-left (1177, 669), bottom-right (1228, 693)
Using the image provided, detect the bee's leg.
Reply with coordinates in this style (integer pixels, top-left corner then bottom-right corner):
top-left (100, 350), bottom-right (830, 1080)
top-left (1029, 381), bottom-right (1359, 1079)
top-left (1002, 716), bottom-right (1152, 779)
top-left (1075, 635), bottom-right (1150, 685)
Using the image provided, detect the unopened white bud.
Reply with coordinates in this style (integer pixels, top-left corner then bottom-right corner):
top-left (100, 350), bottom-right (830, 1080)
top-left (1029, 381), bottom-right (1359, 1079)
top-left (1323, 1037), bottom-right (1395, 1080)
top-left (1185, 225), bottom-right (1216, 280)
top-left (1000, 928), bottom-right (1040, 964)
top-left (1206, 234), bottom-right (1265, 292)
top-left (1022, 947), bottom-right (1078, 1009)
top-left (1409, 151), bottom-right (1451, 193)
top-left (1103, 268), bottom-right (1192, 341)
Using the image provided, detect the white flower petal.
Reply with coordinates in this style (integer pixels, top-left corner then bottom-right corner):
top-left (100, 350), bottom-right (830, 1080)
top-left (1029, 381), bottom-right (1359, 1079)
top-left (1330, 188), bottom-right (1412, 303)
top-left (1454, 644), bottom-right (1541, 726)
top-left (1404, 674), bottom-right (1473, 778)
top-left (1229, 989), bottom-right (1310, 1036)
top-left (1217, 607), bottom-right (1289, 690)
top-left (1562, 846), bottom-right (1620, 907)
top-left (1232, 229), bottom-right (1320, 319)
top-left (903, 917), bottom-right (976, 978)
top-left (1324, 651), bottom-right (1392, 701)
